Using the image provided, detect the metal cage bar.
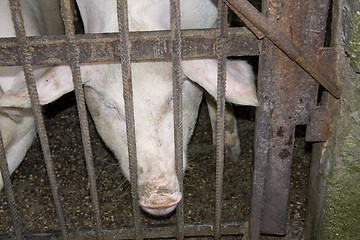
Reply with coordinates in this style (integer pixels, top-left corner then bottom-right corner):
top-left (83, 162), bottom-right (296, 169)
top-left (214, 1), bottom-right (228, 239)
top-left (116, 0), bottom-right (142, 239)
top-left (0, 134), bottom-right (23, 240)
top-left (58, 0), bottom-right (103, 236)
top-left (0, 221), bottom-right (246, 239)
top-left (170, 0), bottom-right (185, 239)
top-left (8, 0), bottom-right (68, 238)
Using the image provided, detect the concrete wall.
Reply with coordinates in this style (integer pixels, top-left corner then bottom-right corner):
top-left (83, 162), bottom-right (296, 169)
top-left (316, 0), bottom-right (360, 239)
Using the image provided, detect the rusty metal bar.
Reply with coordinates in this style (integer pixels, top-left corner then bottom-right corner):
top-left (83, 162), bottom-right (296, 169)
top-left (256, 0), bottom-right (303, 235)
top-left (0, 133), bottom-right (23, 239)
top-left (116, 0), bottom-right (142, 239)
top-left (59, 0), bottom-right (103, 236)
top-left (0, 221), bottom-right (246, 239)
top-left (304, 89), bottom-right (333, 240)
top-left (9, 0), bottom-right (68, 238)
top-left (250, 0), bottom-right (301, 235)
top-left (170, 1), bottom-right (185, 239)
top-left (300, 1), bottom-right (334, 139)
top-left (235, 11), bottom-right (264, 39)
top-left (222, 0), bottom-right (342, 98)
top-left (214, 1), bottom-right (227, 240)
top-left (305, 91), bottom-right (335, 142)
top-left (0, 28), bottom-right (260, 66)
top-left (250, 38), bottom-right (273, 240)
top-left (261, 0), bottom-right (332, 235)
top-left (305, 105), bottom-right (331, 142)
top-left (304, 141), bottom-right (327, 240)
top-left (297, 47), bottom-right (338, 125)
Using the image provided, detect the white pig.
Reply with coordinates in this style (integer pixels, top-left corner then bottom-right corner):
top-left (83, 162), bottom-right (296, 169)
top-left (0, 0), bottom-right (64, 190)
top-left (0, 0), bottom-right (258, 215)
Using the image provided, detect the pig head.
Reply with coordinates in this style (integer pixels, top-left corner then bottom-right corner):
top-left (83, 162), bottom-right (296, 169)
top-left (0, 0), bottom-right (258, 215)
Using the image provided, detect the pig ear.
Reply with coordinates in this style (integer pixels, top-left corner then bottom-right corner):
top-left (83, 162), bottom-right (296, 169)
top-left (182, 59), bottom-right (259, 106)
top-left (0, 65), bottom-right (91, 108)
top-left (0, 65), bottom-right (74, 108)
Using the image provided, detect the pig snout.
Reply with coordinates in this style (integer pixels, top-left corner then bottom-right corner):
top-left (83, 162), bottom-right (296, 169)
top-left (139, 179), bottom-right (182, 216)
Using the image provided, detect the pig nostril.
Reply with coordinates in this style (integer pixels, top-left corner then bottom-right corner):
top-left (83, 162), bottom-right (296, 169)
top-left (157, 186), bottom-right (168, 193)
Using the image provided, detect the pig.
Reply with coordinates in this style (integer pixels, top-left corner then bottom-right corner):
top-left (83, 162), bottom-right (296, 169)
top-left (0, 0), bottom-right (258, 215)
top-left (0, 0), bottom-right (64, 190)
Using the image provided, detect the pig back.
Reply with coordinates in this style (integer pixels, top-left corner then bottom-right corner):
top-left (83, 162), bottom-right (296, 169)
top-left (129, 0), bottom-right (218, 31)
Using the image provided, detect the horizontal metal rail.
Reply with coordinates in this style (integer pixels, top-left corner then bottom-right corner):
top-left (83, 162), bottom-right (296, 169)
top-left (0, 221), bottom-right (247, 239)
top-left (0, 28), bottom-right (259, 66)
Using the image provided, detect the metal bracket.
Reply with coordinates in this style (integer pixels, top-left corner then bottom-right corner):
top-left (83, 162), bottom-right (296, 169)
top-left (305, 47), bottom-right (338, 142)
top-left (306, 93), bottom-right (334, 142)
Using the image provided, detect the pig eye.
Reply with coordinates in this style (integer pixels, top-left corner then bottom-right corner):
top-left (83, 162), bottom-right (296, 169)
top-left (105, 101), bottom-right (121, 117)
top-left (106, 103), bottom-right (116, 109)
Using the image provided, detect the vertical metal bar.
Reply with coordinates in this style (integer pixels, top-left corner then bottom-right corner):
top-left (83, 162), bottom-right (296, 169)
top-left (116, 0), bottom-right (142, 239)
top-left (8, 0), bottom-right (68, 238)
top-left (304, 142), bottom-right (327, 240)
top-left (300, 1), bottom-right (331, 238)
top-left (250, 41), bottom-right (273, 240)
top-left (260, 0), bottom-right (307, 234)
top-left (250, 0), bottom-right (330, 237)
top-left (58, 0), bottom-right (103, 236)
top-left (214, 1), bottom-right (227, 239)
top-left (170, 1), bottom-right (184, 239)
top-left (0, 133), bottom-right (24, 240)
top-left (249, 1), bottom-right (276, 238)
top-left (295, 0), bottom-right (330, 125)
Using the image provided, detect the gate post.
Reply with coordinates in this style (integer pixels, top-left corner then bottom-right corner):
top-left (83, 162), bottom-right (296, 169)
top-left (251, 0), bottom-right (330, 237)
top-left (251, 0), bottom-right (303, 235)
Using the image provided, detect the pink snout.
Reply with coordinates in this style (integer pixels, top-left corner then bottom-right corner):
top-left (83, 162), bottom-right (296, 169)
top-left (139, 181), bottom-right (182, 216)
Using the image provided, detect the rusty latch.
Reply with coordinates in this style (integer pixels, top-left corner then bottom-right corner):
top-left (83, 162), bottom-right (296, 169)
top-left (306, 92), bottom-right (334, 142)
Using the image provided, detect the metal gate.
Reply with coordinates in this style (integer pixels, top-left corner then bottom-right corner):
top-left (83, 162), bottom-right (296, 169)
top-left (0, 0), bottom-right (340, 239)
